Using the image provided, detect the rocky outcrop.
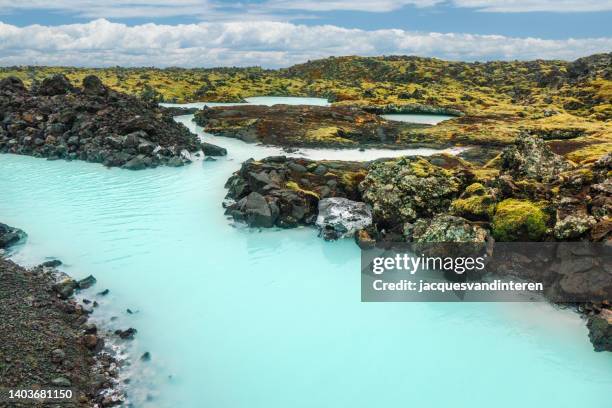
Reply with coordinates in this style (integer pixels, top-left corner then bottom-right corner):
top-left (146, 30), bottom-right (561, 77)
top-left (194, 104), bottom-right (434, 148)
top-left (587, 309), bottom-right (612, 352)
top-left (223, 156), bottom-right (368, 228)
top-left (0, 223), bottom-right (26, 250)
top-left (316, 198), bottom-right (372, 240)
top-left (359, 156), bottom-right (472, 229)
top-left (501, 132), bottom-right (573, 182)
top-left (0, 74), bottom-right (200, 169)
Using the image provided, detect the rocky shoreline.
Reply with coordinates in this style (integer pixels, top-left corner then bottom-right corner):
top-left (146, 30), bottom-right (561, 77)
top-left (194, 104), bottom-right (444, 149)
top-left (0, 75), bottom-right (225, 170)
top-left (222, 134), bottom-right (612, 351)
top-left (0, 225), bottom-right (128, 407)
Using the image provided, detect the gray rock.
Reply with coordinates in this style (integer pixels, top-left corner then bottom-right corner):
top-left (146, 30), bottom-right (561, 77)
top-left (501, 133), bottom-right (572, 182)
top-left (201, 142), bottom-right (227, 156)
top-left (51, 377), bottom-right (72, 387)
top-left (123, 156), bottom-right (147, 170)
top-left (53, 279), bottom-right (77, 299)
top-left (316, 198), bottom-right (372, 240)
top-left (78, 275), bottom-right (97, 289)
top-left (243, 192), bottom-right (275, 228)
top-left (42, 259), bottom-right (62, 268)
top-left (587, 309), bottom-right (612, 352)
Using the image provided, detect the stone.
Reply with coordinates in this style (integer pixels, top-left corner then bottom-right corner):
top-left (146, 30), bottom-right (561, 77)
top-left (78, 275), bottom-right (97, 289)
top-left (360, 157), bottom-right (463, 227)
top-left (53, 279), bottom-right (77, 299)
top-left (0, 223), bottom-right (26, 249)
top-left (123, 156), bottom-right (147, 170)
top-left (38, 75), bottom-right (74, 96)
top-left (82, 334), bottom-right (99, 350)
top-left (115, 328), bottom-right (137, 340)
top-left (41, 259), bottom-right (62, 268)
top-left (82, 75), bottom-right (108, 95)
top-left (51, 377), bottom-right (72, 387)
top-left (316, 197), bottom-right (372, 240)
top-left (587, 309), bottom-right (612, 352)
top-left (412, 215), bottom-right (488, 243)
top-left (243, 192), bottom-right (275, 228)
top-left (501, 133), bottom-right (572, 182)
top-left (201, 142), bottom-right (227, 156)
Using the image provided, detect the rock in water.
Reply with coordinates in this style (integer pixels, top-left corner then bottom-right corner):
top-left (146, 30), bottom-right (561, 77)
top-left (201, 142), bottom-right (227, 156)
top-left (587, 309), bottom-right (612, 352)
top-left (78, 275), bottom-right (97, 289)
top-left (0, 223), bottom-right (26, 249)
top-left (316, 198), bottom-right (372, 240)
top-left (243, 192), bottom-right (275, 228)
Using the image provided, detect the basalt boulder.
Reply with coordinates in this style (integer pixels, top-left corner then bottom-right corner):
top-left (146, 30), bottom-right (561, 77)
top-left (0, 223), bottom-right (26, 250)
top-left (587, 309), bottom-right (612, 352)
top-left (316, 197), bottom-right (372, 240)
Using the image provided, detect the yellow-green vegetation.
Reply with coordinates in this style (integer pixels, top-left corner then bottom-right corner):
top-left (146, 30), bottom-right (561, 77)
top-left (305, 126), bottom-right (357, 146)
top-left (492, 199), bottom-right (549, 241)
top-left (285, 181), bottom-right (320, 199)
top-left (450, 183), bottom-right (496, 220)
top-left (340, 169), bottom-right (368, 193)
top-left (409, 158), bottom-right (453, 178)
top-left (3, 53), bottom-right (609, 162)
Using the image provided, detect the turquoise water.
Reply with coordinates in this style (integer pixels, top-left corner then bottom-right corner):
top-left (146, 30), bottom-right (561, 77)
top-left (161, 95), bottom-right (330, 109)
top-left (382, 113), bottom-right (454, 125)
top-left (1, 104), bottom-right (611, 407)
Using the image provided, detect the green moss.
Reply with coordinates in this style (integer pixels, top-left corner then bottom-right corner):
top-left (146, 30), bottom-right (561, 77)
top-left (464, 182), bottom-right (486, 196)
top-left (450, 195), bottom-right (496, 221)
top-left (340, 170), bottom-right (368, 191)
top-left (285, 181), bottom-right (320, 199)
top-left (492, 199), bottom-right (548, 241)
top-left (409, 158), bottom-right (451, 178)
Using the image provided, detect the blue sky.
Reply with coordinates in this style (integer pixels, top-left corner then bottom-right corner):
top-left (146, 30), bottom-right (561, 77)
top-left (3, 1), bottom-right (611, 39)
top-left (0, 1), bottom-right (610, 67)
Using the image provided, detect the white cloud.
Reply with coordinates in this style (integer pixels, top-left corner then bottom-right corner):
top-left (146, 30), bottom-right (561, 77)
top-left (452, 0), bottom-right (612, 13)
top-left (263, 0), bottom-right (442, 13)
top-left (0, 0), bottom-right (610, 20)
top-left (0, 19), bottom-right (609, 67)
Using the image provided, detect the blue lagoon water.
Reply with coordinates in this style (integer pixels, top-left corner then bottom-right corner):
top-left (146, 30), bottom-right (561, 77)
top-left (1, 101), bottom-right (611, 407)
top-left (382, 113), bottom-right (454, 125)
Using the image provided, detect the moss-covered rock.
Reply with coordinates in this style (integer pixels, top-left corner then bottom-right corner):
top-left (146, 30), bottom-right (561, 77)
top-left (411, 214), bottom-right (489, 243)
top-left (501, 133), bottom-right (572, 182)
top-left (450, 183), bottom-right (496, 221)
top-left (359, 157), bottom-right (463, 227)
top-left (492, 199), bottom-right (549, 241)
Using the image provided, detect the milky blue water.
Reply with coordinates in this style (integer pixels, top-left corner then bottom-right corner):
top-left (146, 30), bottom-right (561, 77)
top-left (1, 97), bottom-right (611, 407)
top-left (382, 113), bottom-right (454, 125)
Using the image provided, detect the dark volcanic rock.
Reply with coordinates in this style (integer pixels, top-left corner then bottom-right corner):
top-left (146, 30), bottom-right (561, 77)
top-left (587, 309), bottom-right (612, 352)
top-left (0, 75), bottom-right (199, 169)
top-left (224, 156), bottom-right (368, 229)
top-left (0, 223), bottom-right (26, 250)
top-left (202, 141), bottom-right (227, 156)
top-left (0, 257), bottom-right (122, 406)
